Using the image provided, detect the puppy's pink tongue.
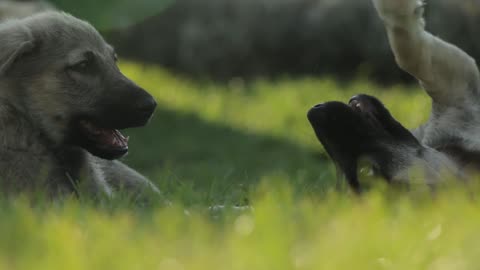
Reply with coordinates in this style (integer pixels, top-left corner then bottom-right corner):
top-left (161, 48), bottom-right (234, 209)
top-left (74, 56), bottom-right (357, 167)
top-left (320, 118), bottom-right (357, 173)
top-left (80, 120), bottom-right (128, 149)
top-left (97, 129), bottom-right (128, 148)
top-left (111, 130), bottom-right (129, 148)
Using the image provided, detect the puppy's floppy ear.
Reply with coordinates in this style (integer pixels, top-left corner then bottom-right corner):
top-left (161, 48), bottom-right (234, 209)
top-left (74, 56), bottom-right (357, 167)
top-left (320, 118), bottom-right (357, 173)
top-left (0, 20), bottom-right (36, 76)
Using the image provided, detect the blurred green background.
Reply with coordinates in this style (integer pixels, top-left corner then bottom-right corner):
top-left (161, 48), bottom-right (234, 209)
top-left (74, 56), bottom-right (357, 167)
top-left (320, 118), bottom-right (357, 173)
top-left (3, 0), bottom-right (480, 83)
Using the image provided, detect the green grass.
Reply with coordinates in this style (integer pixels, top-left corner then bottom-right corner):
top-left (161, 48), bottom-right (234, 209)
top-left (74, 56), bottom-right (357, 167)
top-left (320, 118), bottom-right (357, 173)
top-left (5, 62), bottom-right (480, 269)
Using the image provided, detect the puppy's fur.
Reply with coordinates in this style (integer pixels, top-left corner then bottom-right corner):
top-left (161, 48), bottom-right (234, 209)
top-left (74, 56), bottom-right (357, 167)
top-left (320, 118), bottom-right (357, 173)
top-left (373, 0), bottom-right (480, 170)
top-left (0, 12), bottom-right (160, 198)
top-left (308, 94), bottom-right (460, 192)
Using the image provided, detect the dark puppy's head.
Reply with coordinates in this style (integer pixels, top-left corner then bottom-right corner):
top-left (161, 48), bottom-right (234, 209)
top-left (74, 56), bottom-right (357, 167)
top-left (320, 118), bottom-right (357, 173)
top-left (308, 101), bottom-right (379, 193)
top-left (307, 95), bottom-right (419, 192)
top-left (307, 101), bottom-right (376, 157)
top-left (0, 12), bottom-right (156, 160)
top-left (307, 101), bottom-right (370, 137)
top-left (307, 94), bottom-right (420, 158)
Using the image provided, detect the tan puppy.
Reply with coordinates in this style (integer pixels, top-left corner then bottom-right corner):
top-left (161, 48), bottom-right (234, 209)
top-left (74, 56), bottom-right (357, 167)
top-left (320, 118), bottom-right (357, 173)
top-left (0, 12), bottom-right (159, 198)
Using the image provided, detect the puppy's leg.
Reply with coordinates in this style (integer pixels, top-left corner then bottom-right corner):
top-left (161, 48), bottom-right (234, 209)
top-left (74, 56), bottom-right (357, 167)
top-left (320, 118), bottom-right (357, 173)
top-left (373, 0), bottom-right (480, 104)
top-left (91, 157), bottom-right (163, 199)
top-left (107, 160), bottom-right (161, 194)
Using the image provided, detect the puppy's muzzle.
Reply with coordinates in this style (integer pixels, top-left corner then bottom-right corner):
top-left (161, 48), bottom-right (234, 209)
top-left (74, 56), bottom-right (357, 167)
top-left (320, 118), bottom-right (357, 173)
top-left (95, 80), bottom-right (157, 129)
top-left (133, 93), bottom-right (157, 122)
top-left (120, 85), bottom-right (157, 128)
top-left (72, 78), bottom-right (157, 160)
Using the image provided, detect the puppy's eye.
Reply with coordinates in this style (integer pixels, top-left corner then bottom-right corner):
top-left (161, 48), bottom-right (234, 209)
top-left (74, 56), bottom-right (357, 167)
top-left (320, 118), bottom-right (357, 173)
top-left (69, 60), bottom-right (90, 72)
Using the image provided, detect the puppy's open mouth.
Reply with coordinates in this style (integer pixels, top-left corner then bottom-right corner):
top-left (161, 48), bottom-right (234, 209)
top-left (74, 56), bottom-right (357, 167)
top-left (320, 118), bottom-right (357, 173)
top-left (349, 100), bottom-right (363, 112)
top-left (78, 120), bottom-right (129, 160)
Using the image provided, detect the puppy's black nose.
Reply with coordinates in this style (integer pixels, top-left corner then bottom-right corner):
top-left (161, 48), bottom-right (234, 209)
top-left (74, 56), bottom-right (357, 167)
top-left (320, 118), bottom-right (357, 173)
top-left (307, 104), bottom-right (326, 122)
top-left (136, 96), bottom-right (157, 116)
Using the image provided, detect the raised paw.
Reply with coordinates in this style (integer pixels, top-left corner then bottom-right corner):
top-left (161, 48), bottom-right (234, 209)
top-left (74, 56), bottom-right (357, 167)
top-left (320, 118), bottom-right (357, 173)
top-left (372, 0), bottom-right (425, 22)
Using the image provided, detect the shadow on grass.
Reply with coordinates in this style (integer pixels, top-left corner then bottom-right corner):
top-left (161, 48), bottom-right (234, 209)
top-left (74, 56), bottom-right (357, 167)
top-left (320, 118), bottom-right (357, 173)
top-left (122, 108), bottom-right (335, 206)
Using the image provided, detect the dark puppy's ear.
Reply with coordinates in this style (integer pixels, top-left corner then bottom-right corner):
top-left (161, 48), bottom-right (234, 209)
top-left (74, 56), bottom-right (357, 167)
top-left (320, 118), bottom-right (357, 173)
top-left (0, 20), bottom-right (36, 76)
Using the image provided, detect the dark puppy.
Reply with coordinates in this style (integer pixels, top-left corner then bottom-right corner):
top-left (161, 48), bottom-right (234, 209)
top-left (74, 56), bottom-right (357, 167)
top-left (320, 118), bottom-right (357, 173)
top-left (309, 0), bottom-right (480, 193)
top-left (308, 94), bottom-right (458, 193)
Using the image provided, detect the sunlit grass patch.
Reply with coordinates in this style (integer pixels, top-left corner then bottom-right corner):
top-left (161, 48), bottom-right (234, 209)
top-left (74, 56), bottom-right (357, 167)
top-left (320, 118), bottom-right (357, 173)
top-left (1, 182), bottom-right (480, 269)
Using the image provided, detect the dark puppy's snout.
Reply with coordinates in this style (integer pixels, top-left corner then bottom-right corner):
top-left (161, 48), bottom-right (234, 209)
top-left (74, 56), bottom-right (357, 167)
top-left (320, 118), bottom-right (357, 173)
top-left (134, 93), bottom-right (157, 116)
top-left (307, 103), bottom-right (327, 122)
